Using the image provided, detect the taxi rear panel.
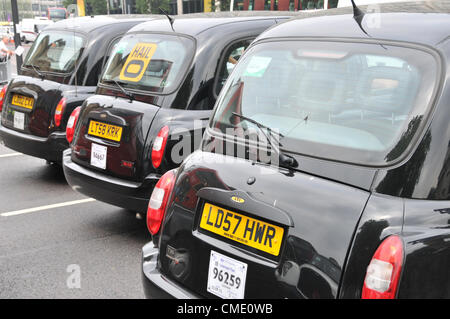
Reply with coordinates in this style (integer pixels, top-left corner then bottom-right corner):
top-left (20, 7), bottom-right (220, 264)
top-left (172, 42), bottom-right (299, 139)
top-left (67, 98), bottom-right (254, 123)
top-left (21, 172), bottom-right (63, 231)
top-left (1, 76), bottom-right (63, 137)
top-left (157, 151), bottom-right (370, 298)
top-left (70, 94), bottom-right (160, 181)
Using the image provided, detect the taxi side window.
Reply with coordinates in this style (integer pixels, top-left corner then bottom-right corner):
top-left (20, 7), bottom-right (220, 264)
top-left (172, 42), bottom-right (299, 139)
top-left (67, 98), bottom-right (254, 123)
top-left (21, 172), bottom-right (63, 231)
top-left (102, 38), bottom-right (121, 70)
top-left (215, 39), bottom-right (253, 97)
top-left (85, 38), bottom-right (121, 87)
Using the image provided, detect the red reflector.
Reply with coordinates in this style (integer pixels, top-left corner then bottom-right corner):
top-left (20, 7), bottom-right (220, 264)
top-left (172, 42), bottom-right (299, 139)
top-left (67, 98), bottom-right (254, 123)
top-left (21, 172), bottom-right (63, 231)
top-left (121, 160), bottom-right (134, 169)
top-left (54, 97), bottom-right (67, 127)
top-left (0, 85), bottom-right (8, 113)
top-left (151, 125), bottom-right (169, 169)
top-left (362, 235), bottom-right (404, 299)
top-left (147, 169), bottom-right (176, 236)
top-left (66, 106), bottom-right (81, 144)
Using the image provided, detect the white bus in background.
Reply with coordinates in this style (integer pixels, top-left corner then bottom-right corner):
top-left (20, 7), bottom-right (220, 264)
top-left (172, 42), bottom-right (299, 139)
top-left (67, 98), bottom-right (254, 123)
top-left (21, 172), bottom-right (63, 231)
top-left (19, 18), bottom-right (54, 44)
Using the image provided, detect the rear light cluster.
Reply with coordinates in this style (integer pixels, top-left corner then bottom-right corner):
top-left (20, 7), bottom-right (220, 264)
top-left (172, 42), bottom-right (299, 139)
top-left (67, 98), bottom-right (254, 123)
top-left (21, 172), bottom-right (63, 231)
top-left (362, 235), bottom-right (404, 299)
top-left (152, 126), bottom-right (169, 169)
top-left (54, 97), bottom-right (66, 127)
top-left (147, 169), bottom-right (176, 236)
top-left (0, 85), bottom-right (8, 112)
top-left (66, 106), bottom-right (81, 144)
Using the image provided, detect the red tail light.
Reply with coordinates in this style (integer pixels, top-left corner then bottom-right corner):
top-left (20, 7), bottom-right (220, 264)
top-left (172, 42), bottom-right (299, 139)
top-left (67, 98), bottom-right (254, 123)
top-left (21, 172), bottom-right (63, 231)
top-left (0, 85), bottom-right (8, 112)
top-left (147, 169), bottom-right (176, 236)
top-left (362, 235), bottom-right (404, 299)
top-left (66, 106), bottom-right (81, 144)
top-left (54, 97), bottom-right (67, 127)
top-left (151, 125), bottom-right (169, 169)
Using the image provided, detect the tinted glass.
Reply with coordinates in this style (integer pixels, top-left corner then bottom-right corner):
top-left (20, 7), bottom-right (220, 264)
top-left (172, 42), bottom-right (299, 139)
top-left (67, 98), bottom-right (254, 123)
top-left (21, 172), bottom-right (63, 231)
top-left (101, 33), bottom-right (194, 94)
top-left (211, 40), bottom-right (439, 166)
top-left (24, 31), bottom-right (85, 73)
top-left (215, 39), bottom-right (253, 96)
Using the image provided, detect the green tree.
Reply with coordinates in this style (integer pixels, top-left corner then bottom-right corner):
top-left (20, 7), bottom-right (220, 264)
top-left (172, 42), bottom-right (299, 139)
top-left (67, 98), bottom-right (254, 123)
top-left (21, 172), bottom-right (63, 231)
top-left (63, 0), bottom-right (107, 16)
top-left (136, 0), bottom-right (150, 13)
top-left (211, 0), bottom-right (231, 11)
top-left (62, 0), bottom-right (74, 9)
top-left (86, 0), bottom-right (107, 15)
top-left (136, 0), bottom-right (170, 13)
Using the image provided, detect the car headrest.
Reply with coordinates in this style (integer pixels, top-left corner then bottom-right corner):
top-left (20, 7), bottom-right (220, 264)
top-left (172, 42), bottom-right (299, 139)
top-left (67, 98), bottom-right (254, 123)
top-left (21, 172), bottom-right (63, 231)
top-left (148, 60), bottom-right (169, 73)
top-left (358, 65), bottom-right (420, 116)
top-left (296, 62), bottom-right (349, 115)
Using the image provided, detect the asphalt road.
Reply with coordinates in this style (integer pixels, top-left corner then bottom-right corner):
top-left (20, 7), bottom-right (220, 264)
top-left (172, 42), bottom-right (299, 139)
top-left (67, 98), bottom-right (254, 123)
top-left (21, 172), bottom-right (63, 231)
top-left (0, 42), bottom-right (151, 299)
top-left (0, 142), bottom-right (151, 298)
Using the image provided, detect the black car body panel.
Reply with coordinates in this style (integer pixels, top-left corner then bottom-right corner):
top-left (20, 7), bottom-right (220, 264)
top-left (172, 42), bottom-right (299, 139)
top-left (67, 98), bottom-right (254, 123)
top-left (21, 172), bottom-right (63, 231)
top-left (398, 200), bottom-right (450, 298)
top-left (143, 2), bottom-right (450, 299)
top-left (153, 152), bottom-right (370, 298)
top-left (0, 15), bottom-right (157, 162)
top-left (70, 95), bottom-right (160, 181)
top-left (63, 12), bottom-right (296, 213)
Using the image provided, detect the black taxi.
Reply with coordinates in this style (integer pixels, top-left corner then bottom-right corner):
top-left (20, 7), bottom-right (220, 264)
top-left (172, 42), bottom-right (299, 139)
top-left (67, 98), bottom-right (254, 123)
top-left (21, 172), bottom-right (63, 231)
top-left (142, 2), bottom-right (450, 299)
top-left (0, 15), bottom-right (156, 164)
top-left (62, 12), bottom-right (294, 213)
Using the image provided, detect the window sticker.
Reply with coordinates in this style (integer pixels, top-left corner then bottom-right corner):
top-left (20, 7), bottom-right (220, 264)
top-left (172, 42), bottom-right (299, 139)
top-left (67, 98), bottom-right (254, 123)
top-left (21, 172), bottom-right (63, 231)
top-left (114, 41), bottom-right (128, 55)
top-left (119, 43), bottom-right (158, 82)
top-left (243, 56), bottom-right (272, 78)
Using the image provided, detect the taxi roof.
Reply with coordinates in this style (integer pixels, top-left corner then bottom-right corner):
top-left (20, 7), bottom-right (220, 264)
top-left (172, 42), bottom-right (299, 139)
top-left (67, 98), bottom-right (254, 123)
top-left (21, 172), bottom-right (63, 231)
top-left (128, 11), bottom-right (299, 37)
top-left (45, 15), bottom-right (161, 34)
top-left (257, 1), bottom-right (450, 47)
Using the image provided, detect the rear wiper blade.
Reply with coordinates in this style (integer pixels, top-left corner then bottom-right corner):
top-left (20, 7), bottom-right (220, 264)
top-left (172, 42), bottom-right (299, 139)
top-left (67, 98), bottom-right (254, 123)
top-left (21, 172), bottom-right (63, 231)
top-left (28, 63), bottom-right (45, 80)
top-left (231, 112), bottom-right (298, 169)
top-left (114, 80), bottom-right (135, 101)
top-left (104, 79), bottom-right (134, 101)
top-left (232, 112), bottom-right (284, 144)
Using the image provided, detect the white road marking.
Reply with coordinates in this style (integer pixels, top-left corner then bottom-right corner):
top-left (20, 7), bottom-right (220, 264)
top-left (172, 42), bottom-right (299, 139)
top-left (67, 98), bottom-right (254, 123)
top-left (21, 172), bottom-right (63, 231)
top-left (1, 198), bottom-right (96, 217)
top-left (0, 152), bottom-right (23, 158)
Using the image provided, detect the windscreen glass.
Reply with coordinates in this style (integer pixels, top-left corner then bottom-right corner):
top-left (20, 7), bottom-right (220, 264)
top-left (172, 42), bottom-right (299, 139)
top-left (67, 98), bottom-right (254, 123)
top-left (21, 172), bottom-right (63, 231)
top-left (101, 33), bottom-right (194, 94)
top-left (24, 31), bottom-right (85, 73)
top-left (211, 40), bottom-right (438, 166)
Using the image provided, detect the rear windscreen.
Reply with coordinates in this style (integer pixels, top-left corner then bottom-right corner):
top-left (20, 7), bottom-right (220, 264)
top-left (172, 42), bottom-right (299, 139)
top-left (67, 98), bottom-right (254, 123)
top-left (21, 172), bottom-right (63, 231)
top-left (100, 33), bottom-right (194, 94)
top-left (211, 40), bottom-right (439, 166)
top-left (24, 31), bottom-right (85, 74)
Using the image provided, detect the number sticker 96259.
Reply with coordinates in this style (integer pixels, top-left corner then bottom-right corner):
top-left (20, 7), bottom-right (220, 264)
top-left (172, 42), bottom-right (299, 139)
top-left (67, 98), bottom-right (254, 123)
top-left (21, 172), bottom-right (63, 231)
top-left (212, 267), bottom-right (242, 289)
top-left (207, 250), bottom-right (247, 299)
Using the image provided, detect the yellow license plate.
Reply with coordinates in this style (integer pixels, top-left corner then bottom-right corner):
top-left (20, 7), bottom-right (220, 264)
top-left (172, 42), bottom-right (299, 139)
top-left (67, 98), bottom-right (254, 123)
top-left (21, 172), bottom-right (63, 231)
top-left (11, 94), bottom-right (34, 109)
top-left (200, 203), bottom-right (284, 256)
top-left (88, 120), bottom-right (123, 142)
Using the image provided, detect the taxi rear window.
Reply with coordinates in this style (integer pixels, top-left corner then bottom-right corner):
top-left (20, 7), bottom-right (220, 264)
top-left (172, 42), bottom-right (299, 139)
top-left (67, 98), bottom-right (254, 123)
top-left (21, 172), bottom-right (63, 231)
top-left (211, 40), bottom-right (439, 167)
top-left (100, 33), bottom-right (194, 94)
top-left (24, 31), bottom-right (85, 74)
